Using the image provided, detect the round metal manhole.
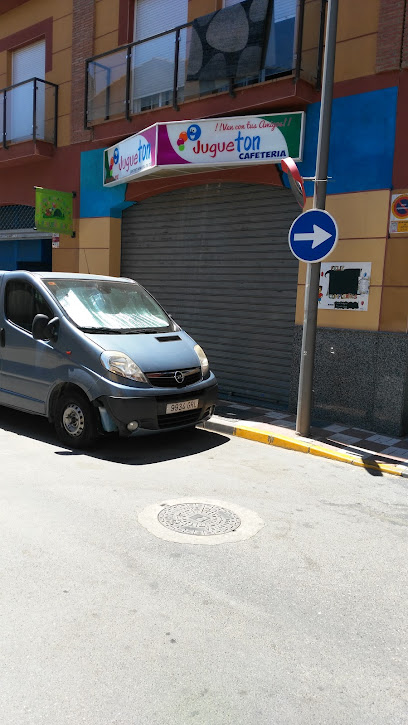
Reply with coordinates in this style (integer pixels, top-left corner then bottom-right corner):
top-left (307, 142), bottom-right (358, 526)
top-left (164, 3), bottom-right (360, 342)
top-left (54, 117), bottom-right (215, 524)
top-left (157, 503), bottom-right (241, 536)
top-left (138, 498), bottom-right (264, 545)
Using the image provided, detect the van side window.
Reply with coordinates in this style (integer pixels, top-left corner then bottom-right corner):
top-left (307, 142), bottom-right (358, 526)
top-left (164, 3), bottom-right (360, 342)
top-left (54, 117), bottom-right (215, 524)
top-left (5, 281), bottom-right (53, 333)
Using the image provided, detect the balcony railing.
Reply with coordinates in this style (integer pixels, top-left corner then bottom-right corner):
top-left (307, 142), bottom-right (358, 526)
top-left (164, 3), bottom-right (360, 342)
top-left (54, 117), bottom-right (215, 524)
top-left (85, 0), bottom-right (322, 127)
top-left (0, 78), bottom-right (58, 148)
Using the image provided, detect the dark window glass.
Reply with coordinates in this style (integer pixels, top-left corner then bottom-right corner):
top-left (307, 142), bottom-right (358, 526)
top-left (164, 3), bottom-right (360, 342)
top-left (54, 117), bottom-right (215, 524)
top-left (5, 280), bottom-right (53, 333)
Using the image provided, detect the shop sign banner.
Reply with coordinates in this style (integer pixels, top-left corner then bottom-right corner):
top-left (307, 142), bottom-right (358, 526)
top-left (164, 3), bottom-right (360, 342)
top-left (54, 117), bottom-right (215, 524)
top-left (35, 188), bottom-right (74, 236)
top-left (102, 112), bottom-right (304, 187)
top-left (389, 193), bottom-right (408, 233)
top-left (103, 125), bottom-right (158, 186)
top-left (157, 113), bottom-right (304, 167)
top-left (318, 262), bottom-right (371, 311)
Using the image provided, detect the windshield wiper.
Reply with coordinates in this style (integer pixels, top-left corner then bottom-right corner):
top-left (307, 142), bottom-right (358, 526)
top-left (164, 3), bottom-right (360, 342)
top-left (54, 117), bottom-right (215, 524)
top-left (82, 327), bottom-right (127, 334)
top-left (122, 328), bottom-right (165, 334)
top-left (82, 326), bottom-right (168, 334)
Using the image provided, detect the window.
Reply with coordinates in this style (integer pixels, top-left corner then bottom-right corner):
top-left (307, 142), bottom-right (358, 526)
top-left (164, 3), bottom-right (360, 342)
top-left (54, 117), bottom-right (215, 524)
top-left (10, 40), bottom-right (46, 142)
top-left (265, 0), bottom-right (297, 74)
top-left (132, 0), bottom-right (188, 111)
top-left (6, 280), bottom-right (53, 333)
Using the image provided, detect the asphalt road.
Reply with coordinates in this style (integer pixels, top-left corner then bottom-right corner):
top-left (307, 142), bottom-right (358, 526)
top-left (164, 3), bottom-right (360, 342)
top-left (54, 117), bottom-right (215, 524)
top-left (0, 406), bottom-right (407, 725)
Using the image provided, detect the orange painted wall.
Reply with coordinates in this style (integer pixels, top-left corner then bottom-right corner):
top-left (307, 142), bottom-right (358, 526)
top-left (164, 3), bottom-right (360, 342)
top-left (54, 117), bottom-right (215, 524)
top-left (303, 0), bottom-right (380, 84)
top-left (188, 0), bottom-right (220, 22)
top-left (94, 0), bottom-right (119, 55)
top-left (296, 191), bottom-right (390, 332)
top-left (335, 0), bottom-right (379, 82)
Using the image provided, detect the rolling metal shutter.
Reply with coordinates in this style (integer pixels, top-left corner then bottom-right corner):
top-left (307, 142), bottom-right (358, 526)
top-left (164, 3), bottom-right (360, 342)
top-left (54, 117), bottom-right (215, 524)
top-left (121, 183), bottom-right (299, 406)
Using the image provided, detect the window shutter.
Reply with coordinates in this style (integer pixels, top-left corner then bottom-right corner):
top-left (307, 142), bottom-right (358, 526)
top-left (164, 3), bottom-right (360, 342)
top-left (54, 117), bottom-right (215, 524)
top-left (12, 40), bottom-right (45, 84)
top-left (134, 0), bottom-right (188, 41)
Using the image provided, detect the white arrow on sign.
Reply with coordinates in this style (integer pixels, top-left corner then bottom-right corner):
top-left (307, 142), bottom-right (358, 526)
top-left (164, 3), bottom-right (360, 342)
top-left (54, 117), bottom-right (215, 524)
top-left (294, 224), bottom-right (332, 249)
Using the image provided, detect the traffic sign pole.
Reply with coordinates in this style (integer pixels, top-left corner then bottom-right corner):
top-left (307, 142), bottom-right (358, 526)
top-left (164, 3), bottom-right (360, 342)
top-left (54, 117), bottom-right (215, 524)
top-left (296, 0), bottom-right (339, 437)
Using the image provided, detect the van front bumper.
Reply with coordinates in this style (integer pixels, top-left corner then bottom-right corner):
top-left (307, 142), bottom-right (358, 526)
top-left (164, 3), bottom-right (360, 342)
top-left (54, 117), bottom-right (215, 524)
top-left (99, 382), bottom-right (218, 435)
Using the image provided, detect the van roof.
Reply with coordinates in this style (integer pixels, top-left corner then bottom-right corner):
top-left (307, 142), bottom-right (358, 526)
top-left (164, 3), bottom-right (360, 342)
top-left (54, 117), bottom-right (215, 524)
top-left (0, 271), bottom-right (135, 283)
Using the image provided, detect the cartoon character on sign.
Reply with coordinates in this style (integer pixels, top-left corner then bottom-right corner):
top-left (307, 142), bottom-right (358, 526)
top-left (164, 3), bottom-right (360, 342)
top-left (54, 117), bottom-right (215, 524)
top-left (318, 286), bottom-right (323, 303)
top-left (176, 124), bottom-right (202, 152)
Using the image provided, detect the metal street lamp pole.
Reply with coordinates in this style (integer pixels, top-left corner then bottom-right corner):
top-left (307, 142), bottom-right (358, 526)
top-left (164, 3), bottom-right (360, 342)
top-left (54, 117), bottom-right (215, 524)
top-left (296, 0), bottom-right (339, 437)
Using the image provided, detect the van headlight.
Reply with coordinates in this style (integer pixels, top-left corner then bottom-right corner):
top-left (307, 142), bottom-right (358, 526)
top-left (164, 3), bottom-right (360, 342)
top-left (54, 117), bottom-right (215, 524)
top-left (194, 344), bottom-right (209, 378)
top-left (100, 351), bottom-right (147, 383)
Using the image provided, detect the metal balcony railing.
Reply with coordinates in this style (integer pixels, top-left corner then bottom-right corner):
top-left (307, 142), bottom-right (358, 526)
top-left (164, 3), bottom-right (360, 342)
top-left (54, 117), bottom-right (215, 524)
top-left (85, 0), bottom-right (323, 127)
top-left (0, 78), bottom-right (58, 148)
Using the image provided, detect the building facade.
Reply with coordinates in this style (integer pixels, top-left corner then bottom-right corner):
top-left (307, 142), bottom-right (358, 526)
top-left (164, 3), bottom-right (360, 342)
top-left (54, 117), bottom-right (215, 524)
top-left (0, 0), bottom-right (407, 434)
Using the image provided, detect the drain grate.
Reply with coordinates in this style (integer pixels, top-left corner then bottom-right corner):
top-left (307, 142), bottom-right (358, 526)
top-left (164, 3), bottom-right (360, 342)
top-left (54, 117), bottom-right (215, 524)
top-left (157, 502), bottom-right (241, 536)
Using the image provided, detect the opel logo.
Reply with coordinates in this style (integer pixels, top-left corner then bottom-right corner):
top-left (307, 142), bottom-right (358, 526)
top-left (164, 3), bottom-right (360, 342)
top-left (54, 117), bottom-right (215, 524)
top-left (174, 371), bottom-right (185, 384)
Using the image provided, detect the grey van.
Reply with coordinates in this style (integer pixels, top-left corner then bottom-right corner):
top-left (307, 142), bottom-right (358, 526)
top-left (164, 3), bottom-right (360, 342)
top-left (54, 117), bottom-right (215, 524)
top-left (0, 271), bottom-right (218, 448)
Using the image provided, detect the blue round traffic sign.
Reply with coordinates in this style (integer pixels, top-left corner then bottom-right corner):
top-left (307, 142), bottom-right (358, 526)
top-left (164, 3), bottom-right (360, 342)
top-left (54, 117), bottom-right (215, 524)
top-left (288, 209), bottom-right (338, 263)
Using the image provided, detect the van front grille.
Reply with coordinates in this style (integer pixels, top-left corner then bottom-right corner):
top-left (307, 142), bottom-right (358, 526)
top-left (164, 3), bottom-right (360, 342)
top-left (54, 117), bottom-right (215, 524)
top-left (157, 409), bottom-right (202, 429)
top-left (146, 367), bottom-right (202, 388)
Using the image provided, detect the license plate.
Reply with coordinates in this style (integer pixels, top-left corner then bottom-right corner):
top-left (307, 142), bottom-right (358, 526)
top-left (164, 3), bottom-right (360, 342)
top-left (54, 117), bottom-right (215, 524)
top-left (166, 399), bottom-right (199, 414)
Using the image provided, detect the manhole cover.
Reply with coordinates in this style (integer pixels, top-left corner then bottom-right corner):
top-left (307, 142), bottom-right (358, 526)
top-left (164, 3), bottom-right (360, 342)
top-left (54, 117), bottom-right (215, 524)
top-left (157, 503), bottom-right (241, 536)
top-left (138, 498), bottom-right (264, 545)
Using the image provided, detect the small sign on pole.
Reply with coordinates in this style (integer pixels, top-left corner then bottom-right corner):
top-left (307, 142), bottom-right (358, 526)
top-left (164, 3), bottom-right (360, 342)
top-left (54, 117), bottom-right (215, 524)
top-left (281, 157), bottom-right (306, 209)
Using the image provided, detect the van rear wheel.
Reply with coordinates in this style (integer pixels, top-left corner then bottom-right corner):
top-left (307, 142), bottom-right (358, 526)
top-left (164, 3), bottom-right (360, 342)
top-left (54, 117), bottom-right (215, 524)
top-left (54, 391), bottom-right (98, 449)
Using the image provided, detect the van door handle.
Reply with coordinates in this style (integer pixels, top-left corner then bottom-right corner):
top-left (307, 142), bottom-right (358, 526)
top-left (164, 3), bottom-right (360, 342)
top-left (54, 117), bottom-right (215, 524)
top-left (0, 328), bottom-right (5, 347)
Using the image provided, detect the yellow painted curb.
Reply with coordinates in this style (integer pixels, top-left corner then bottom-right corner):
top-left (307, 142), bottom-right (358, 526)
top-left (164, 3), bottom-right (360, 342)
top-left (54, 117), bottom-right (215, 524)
top-left (235, 427), bottom-right (271, 445)
top-left (376, 465), bottom-right (401, 476)
top-left (352, 458), bottom-right (401, 476)
top-left (272, 435), bottom-right (310, 453)
top-left (216, 421), bottom-right (402, 477)
top-left (309, 445), bottom-right (358, 464)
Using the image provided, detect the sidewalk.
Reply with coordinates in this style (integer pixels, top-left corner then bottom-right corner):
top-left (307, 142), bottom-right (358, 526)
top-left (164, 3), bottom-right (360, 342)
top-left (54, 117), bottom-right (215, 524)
top-left (199, 399), bottom-right (408, 478)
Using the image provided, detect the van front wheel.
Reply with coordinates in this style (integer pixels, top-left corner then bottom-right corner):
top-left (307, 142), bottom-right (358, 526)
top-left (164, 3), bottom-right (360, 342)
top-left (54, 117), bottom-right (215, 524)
top-left (54, 391), bottom-right (98, 449)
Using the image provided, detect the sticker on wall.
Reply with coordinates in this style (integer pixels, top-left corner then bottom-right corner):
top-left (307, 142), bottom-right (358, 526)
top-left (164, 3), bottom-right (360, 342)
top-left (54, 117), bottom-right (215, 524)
top-left (318, 262), bottom-right (371, 311)
top-left (389, 193), bottom-right (408, 233)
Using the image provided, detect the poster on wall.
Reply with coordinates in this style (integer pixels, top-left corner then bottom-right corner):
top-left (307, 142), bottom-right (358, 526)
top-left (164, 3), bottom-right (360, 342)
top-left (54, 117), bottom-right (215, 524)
top-left (34, 188), bottom-right (74, 236)
top-left (318, 262), bottom-right (371, 311)
top-left (389, 193), bottom-right (408, 233)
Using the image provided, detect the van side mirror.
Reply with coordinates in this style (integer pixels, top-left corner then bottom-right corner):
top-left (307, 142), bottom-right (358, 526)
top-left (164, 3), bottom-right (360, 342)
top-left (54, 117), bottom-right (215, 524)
top-left (32, 314), bottom-right (49, 340)
top-left (47, 316), bottom-right (60, 342)
top-left (32, 314), bottom-right (60, 341)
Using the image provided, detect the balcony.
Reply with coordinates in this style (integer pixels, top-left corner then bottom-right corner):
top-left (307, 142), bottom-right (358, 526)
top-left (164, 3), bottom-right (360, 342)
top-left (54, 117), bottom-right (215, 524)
top-left (0, 78), bottom-right (58, 166)
top-left (85, 0), bottom-right (323, 132)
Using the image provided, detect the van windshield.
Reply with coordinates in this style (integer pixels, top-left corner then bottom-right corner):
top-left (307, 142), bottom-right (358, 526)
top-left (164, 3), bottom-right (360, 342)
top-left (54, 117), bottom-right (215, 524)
top-left (44, 279), bottom-right (172, 333)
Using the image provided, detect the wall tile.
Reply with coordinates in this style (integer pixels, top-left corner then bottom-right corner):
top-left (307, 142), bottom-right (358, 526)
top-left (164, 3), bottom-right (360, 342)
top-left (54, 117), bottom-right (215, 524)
top-left (379, 286), bottom-right (408, 331)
